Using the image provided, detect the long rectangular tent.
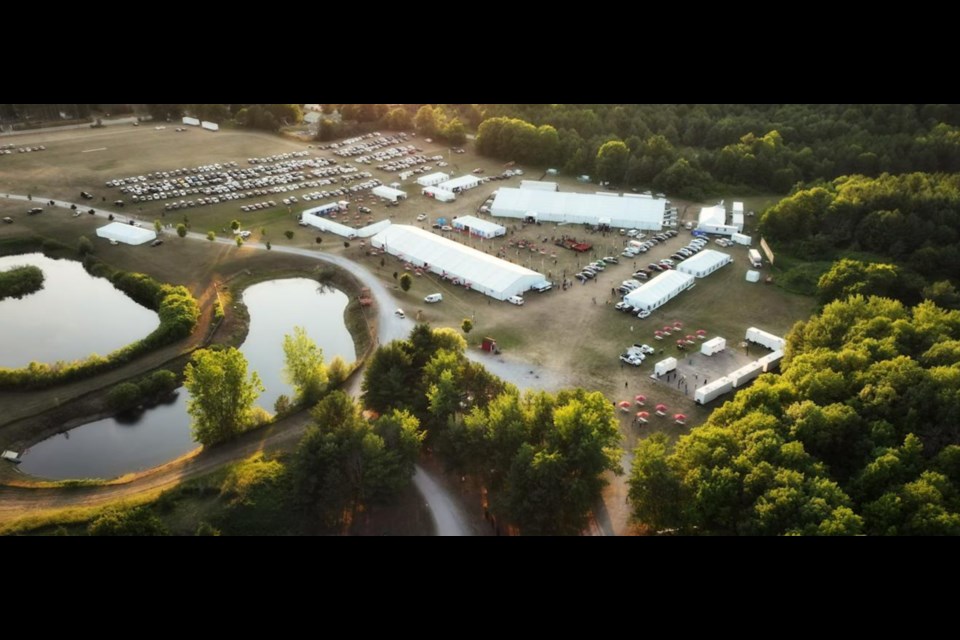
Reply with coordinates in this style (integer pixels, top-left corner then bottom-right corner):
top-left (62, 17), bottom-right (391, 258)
top-left (438, 175), bottom-right (481, 193)
top-left (96, 222), bottom-right (157, 245)
top-left (452, 215), bottom-right (506, 239)
top-left (370, 225), bottom-right (545, 300)
top-left (416, 172), bottom-right (451, 187)
top-left (676, 249), bottom-right (732, 278)
top-left (490, 187), bottom-right (666, 229)
top-left (623, 270), bottom-right (695, 312)
top-left (372, 185), bottom-right (407, 202)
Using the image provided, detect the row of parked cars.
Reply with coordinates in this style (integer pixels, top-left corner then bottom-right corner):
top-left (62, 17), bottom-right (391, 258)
top-left (1, 144), bottom-right (45, 155)
top-left (622, 230), bottom-right (679, 258)
top-left (575, 256), bottom-right (619, 283)
top-left (247, 151), bottom-right (311, 164)
top-left (619, 343), bottom-right (656, 366)
top-left (667, 236), bottom-right (709, 262)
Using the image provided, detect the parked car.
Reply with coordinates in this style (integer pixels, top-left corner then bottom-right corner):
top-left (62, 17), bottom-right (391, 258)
top-left (424, 293), bottom-right (443, 303)
top-left (615, 301), bottom-right (632, 312)
top-left (395, 308), bottom-right (406, 318)
top-left (626, 229), bottom-right (641, 237)
top-left (151, 239), bottom-right (164, 247)
top-left (416, 213), bottom-right (427, 221)
top-left (506, 295), bottom-right (524, 306)
top-left (2, 216), bottom-right (13, 224)
top-left (620, 353), bottom-right (644, 366)
top-left (647, 264), bottom-right (663, 272)
top-left (602, 256), bottom-right (619, 264)
top-left (637, 309), bottom-right (651, 319)
top-left (634, 343), bottom-right (656, 354)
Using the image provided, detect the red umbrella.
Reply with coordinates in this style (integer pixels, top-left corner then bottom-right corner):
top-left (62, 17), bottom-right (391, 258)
top-left (663, 326), bottom-right (673, 332)
top-left (674, 413), bottom-right (687, 424)
top-left (634, 395), bottom-right (646, 405)
top-left (696, 329), bottom-right (707, 335)
top-left (636, 411), bottom-right (649, 419)
top-left (654, 330), bottom-right (663, 336)
top-left (673, 321), bottom-right (683, 329)
top-left (655, 403), bottom-right (667, 413)
top-left (676, 339), bottom-right (685, 345)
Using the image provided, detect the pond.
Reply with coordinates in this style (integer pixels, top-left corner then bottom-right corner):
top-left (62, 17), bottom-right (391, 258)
top-left (18, 278), bottom-right (357, 480)
top-left (0, 253), bottom-right (160, 369)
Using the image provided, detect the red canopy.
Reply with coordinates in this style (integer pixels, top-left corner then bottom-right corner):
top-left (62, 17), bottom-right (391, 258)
top-left (618, 401), bottom-right (632, 408)
top-left (636, 411), bottom-right (650, 418)
top-left (674, 413), bottom-right (687, 421)
top-left (655, 403), bottom-right (667, 412)
top-left (696, 329), bottom-right (707, 335)
top-left (686, 335), bottom-right (696, 341)
top-left (654, 330), bottom-right (664, 336)
top-left (635, 395), bottom-right (646, 404)
top-left (663, 326), bottom-right (673, 332)
top-left (673, 321), bottom-right (683, 329)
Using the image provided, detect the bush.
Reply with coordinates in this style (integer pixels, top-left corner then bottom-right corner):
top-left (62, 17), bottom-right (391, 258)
top-left (107, 382), bottom-right (142, 412)
top-left (284, 230), bottom-right (294, 240)
top-left (88, 507), bottom-right (168, 536)
top-left (77, 235), bottom-right (93, 257)
top-left (326, 356), bottom-right (349, 389)
top-left (207, 231), bottom-right (216, 241)
top-left (138, 369), bottom-right (178, 399)
top-left (0, 265), bottom-right (44, 301)
top-left (400, 273), bottom-right (412, 292)
top-left (176, 224), bottom-right (187, 238)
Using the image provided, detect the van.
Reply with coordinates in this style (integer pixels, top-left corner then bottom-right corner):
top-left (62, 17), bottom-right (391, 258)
top-left (424, 293), bottom-right (443, 303)
top-left (749, 249), bottom-right (763, 268)
top-left (533, 281), bottom-right (553, 292)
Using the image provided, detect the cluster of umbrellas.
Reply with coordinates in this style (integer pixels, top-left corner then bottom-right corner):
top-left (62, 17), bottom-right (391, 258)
top-left (618, 398), bottom-right (686, 425)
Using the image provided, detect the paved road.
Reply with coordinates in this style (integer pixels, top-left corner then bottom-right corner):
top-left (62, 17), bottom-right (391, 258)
top-left (1, 193), bottom-right (562, 535)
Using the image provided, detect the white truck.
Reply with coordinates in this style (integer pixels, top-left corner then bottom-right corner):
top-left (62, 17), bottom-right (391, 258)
top-left (748, 249), bottom-right (763, 268)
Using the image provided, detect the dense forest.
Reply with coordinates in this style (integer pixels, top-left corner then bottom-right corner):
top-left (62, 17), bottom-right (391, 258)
top-left (628, 295), bottom-right (960, 535)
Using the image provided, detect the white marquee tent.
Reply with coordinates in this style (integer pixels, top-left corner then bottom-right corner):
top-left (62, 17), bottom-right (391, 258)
top-left (490, 187), bottom-right (666, 229)
top-left (422, 186), bottom-right (456, 202)
top-left (452, 215), bottom-right (506, 239)
top-left (623, 270), bottom-right (695, 312)
top-left (372, 185), bottom-right (407, 202)
top-left (416, 172), bottom-right (451, 187)
top-left (520, 180), bottom-right (559, 191)
top-left (676, 249), bottom-right (732, 278)
top-left (96, 222), bottom-right (157, 245)
top-left (370, 225), bottom-right (545, 300)
top-left (439, 175), bottom-right (481, 193)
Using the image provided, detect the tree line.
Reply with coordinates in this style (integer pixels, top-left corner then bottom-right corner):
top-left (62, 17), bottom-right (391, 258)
top-left (141, 104), bottom-right (303, 132)
top-left (760, 172), bottom-right (960, 307)
top-left (628, 295), bottom-right (960, 535)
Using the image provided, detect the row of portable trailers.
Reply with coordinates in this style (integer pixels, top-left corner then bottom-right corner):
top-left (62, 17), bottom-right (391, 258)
top-left (693, 328), bottom-right (786, 405)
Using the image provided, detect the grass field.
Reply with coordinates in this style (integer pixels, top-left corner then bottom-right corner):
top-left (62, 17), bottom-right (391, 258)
top-left (0, 123), bottom-right (818, 534)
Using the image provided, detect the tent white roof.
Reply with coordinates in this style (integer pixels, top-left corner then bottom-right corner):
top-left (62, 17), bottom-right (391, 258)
top-left (301, 212), bottom-right (391, 238)
top-left (452, 215), bottom-right (505, 237)
top-left (416, 171), bottom-right (450, 186)
top-left (676, 249), bottom-right (731, 277)
top-left (745, 269), bottom-right (761, 282)
top-left (372, 185), bottom-right (407, 200)
top-left (439, 175), bottom-right (479, 191)
top-left (732, 201), bottom-right (744, 213)
top-left (520, 180), bottom-right (559, 191)
top-left (490, 187), bottom-right (666, 228)
top-left (698, 205), bottom-right (726, 226)
top-left (623, 270), bottom-right (695, 310)
top-left (370, 225), bottom-right (544, 300)
top-left (95, 222), bottom-right (157, 245)
top-left (422, 186), bottom-right (455, 201)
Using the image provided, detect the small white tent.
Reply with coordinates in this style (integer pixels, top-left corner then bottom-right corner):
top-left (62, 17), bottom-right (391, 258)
top-left (452, 215), bottom-right (506, 239)
top-left (372, 185), bottom-right (407, 202)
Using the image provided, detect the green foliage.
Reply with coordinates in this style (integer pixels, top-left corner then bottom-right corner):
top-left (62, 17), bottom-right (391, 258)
top-left (442, 117), bottom-right (467, 145)
top-left (153, 219), bottom-right (162, 233)
top-left (0, 264), bottom-right (44, 301)
top-left (816, 258), bottom-right (919, 305)
top-left (184, 348), bottom-right (264, 446)
top-left (88, 506), bottom-right (168, 536)
top-left (107, 382), bottom-right (142, 412)
top-left (77, 235), bottom-right (93, 257)
top-left (399, 272), bottom-right (412, 292)
top-left (596, 140), bottom-right (629, 184)
top-left (138, 369), bottom-right (178, 399)
top-left (235, 236), bottom-right (243, 248)
top-left (207, 230), bottom-right (215, 241)
top-left (230, 219), bottom-right (240, 231)
top-left (284, 230), bottom-right (294, 240)
top-left (385, 107), bottom-right (413, 131)
top-left (326, 355), bottom-right (349, 389)
top-left (274, 394), bottom-right (292, 417)
top-left (195, 522), bottom-right (221, 536)
top-left (461, 318), bottom-right (473, 334)
top-left (215, 453), bottom-right (295, 535)
top-left (282, 326), bottom-right (329, 406)
top-left (628, 295), bottom-right (960, 535)
top-left (414, 105), bottom-right (440, 137)
top-left (291, 392), bottom-right (422, 527)
top-left (176, 223), bottom-right (187, 238)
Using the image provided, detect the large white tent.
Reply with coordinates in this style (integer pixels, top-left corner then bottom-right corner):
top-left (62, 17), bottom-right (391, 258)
top-left (490, 187), bottom-right (666, 229)
top-left (301, 212), bottom-right (391, 239)
top-left (96, 222), bottom-right (157, 245)
top-left (520, 180), bottom-right (559, 191)
top-left (452, 215), bottom-right (506, 239)
top-left (623, 270), bottom-right (695, 312)
top-left (370, 225), bottom-right (545, 301)
top-left (416, 172), bottom-right (450, 187)
top-left (372, 185), bottom-right (407, 202)
top-left (422, 186), bottom-right (455, 202)
top-left (439, 175), bottom-right (481, 193)
top-left (676, 249), bottom-right (732, 278)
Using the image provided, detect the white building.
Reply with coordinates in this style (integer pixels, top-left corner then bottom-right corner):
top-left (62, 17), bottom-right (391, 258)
top-left (422, 186), bottom-right (456, 202)
top-left (96, 222), bottom-right (157, 245)
top-left (416, 172), bottom-right (451, 187)
top-left (370, 225), bottom-right (545, 301)
top-left (520, 180), bottom-right (559, 192)
top-left (697, 204), bottom-right (739, 235)
top-left (490, 187), bottom-right (667, 230)
top-left (438, 175), bottom-right (481, 193)
top-left (623, 270), bottom-right (695, 313)
top-left (372, 185), bottom-right (407, 202)
top-left (452, 215), bottom-right (506, 239)
top-left (676, 249), bottom-right (732, 278)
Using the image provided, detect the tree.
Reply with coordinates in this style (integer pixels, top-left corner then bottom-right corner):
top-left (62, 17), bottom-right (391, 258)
top-left (184, 347), bottom-right (264, 446)
top-left (236, 236), bottom-right (243, 248)
top-left (107, 382), bottom-right (142, 412)
top-left (207, 230), bottom-right (215, 241)
top-left (596, 140), bottom-right (630, 184)
top-left (361, 342), bottom-right (414, 414)
top-left (284, 230), bottom-right (294, 240)
top-left (77, 235), bottom-right (93, 257)
top-left (461, 318), bottom-right (473, 334)
top-left (400, 273), bottom-right (412, 292)
top-left (443, 117), bottom-right (467, 145)
top-left (230, 219), bottom-right (241, 231)
top-left (291, 392), bottom-right (422, 527)
top-left (385, 107), bottom-right (413, 131)
top-left (414, 105), bottom-right (440, 137)
top-left (923, 280), bottom-right (960, 309)
top-left (627, 432), bottom-right (684, 530)
top-left (88, 507), bottom-right (168, 536)
top-left (176, 224), bottom-right (187, 238)
top-left (282, 326), bottom-right (329, 406)
top-left (153, 219), bottom-right (162, 233)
